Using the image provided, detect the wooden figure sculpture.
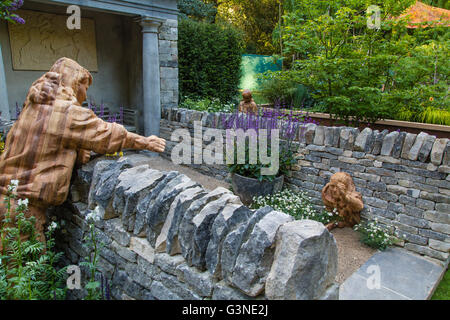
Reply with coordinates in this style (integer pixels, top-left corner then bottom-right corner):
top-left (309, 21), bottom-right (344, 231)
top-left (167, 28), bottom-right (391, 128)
top-left (321, 172), bottom-right (364, 231)
top-left (0, 57), bottom-right (166, 243)
top-left (239, 89), bottom-right (258, 114)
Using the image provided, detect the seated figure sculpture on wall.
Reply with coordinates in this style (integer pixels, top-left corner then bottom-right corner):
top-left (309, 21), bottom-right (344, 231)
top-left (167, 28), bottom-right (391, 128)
top-left (0, 57), bottom-right (166, 244)
top-left (321, 172), bottom-right (364, 231)
top-left (239, 89), bottom-right (258, 114)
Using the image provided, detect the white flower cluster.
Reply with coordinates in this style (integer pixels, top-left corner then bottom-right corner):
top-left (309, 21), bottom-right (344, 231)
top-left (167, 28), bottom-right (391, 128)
top-left (354, 218), bottom-right (395, 249)
top-left (8, 179), bottom-right (19, 193)
top-left (252, 189), bottom-right (333, 224)
top-left (17, 198), bottom-right (29, 209)
top-left (48, 221), bottom-right (58, 232)
top-left (86, 206), bottom-right (102, 223)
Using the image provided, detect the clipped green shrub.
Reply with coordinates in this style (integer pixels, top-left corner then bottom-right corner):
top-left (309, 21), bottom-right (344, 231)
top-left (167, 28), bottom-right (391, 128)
top-left (259, 73), bottom-right (314, 108)
top-left (178, 19), bottom-right (244, 103)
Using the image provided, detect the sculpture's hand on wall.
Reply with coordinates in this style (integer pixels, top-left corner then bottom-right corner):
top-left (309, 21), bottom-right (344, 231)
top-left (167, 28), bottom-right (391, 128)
top-left (146, 135), bottom-right (166, 153)
top-left (76, 149), bottom-right (91, 165)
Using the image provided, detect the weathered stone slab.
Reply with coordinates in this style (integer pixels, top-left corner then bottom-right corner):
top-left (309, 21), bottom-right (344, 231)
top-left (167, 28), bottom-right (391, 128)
top-left (303, 123), bottom-right (317, 145)
top-left (392, 132), bottom-right (406, 158)
top-left (179, 187), bottom-right (232, 264)
top-left (205, 204), bottom-right (253, 277)
top-left (191, 193), bottom-right (241, 270)
top-left (430, 138), bottom-right (449, 165)
top-left (212, 281), bottom-right (255, 300)
top-left (176, 263), bottom-right (214, 297)
top-left (87, 160), bottom-right (117, 209)
top-left (130, 237), bottom-right (155, 263)
top-left (313, 126), bottom-right (325, 146)
top-left (380, 131), bottom-right (399, 156)
top-left (230, 210), bottom-right (294, 297)
top-left (155, 186), bottom-right (206, 254)
top-left (354, 128), bottom-right (373, 152)
top-left (114, 165), bottom-right (165, 231)
top-left (401, 133), bottom-right (417, 159)
top-left (443, 141), bottom-right (450, 166)
top-left (408, 132), bottom-right (428, 161)
top-left (133, 171), bottom-right (179, 234)
top-left (146, 174), bottom-right (200, 246)
top-left (342, 248), bottom-right (446, 300)
top-left (418, 135), bottom-right (436, 162)
top-left (104, 218), bottom-right (130, 247)
top-left (154, 253), bottom-right (185, 275)
top-left (220, 206), bottom-right (273, 284)
top-left (371, 130), bottom-right (388, 155)
top-left (265, 220), bottom-right (338, 300)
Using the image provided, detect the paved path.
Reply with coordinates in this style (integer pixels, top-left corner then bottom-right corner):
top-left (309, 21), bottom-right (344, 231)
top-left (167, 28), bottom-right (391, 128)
top-left (339, 247), bottom-right (447, 300)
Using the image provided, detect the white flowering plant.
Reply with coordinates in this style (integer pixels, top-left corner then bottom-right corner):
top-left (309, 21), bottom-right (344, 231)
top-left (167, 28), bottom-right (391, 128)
top-left (0, 180), bottom-right (67, 299)
top-left (80, 206), bottom-right (110, 300)
top-left (353, 219), bottom-right (398, 251)
top-left (251, 189), bottom-right (339, 225)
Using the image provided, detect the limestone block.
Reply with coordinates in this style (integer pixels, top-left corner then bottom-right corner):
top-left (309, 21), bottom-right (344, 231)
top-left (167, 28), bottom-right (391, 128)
top-left (230, 210), bottom-right (294, 297)
top-left (265, 220), bottom-right (338, 300)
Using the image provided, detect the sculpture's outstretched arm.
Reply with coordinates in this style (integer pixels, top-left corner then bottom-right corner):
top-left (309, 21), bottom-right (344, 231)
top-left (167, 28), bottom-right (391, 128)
top-left (62, 105), bottom-right (165, 154)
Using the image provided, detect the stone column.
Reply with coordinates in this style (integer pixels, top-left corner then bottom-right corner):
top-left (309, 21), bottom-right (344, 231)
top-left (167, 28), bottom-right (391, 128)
top-left (0, 44), bottom-right (10, 121)
top-left (140, 16), bottom-right (165, 137)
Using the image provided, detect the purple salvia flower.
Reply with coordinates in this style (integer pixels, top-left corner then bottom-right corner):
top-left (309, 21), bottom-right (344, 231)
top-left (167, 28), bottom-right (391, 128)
top-left (10, 14), bottom-right (25, 24)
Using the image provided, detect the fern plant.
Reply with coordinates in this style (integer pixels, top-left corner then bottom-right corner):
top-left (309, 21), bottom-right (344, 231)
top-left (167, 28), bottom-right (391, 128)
top-left (0, 180), bottom-right (67, 300)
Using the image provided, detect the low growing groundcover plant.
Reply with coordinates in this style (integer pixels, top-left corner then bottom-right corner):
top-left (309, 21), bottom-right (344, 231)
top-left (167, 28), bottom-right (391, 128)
top-left (250, 188), bottom-right (338, 225)
top-left (353, 218), bottom-right (398, 251)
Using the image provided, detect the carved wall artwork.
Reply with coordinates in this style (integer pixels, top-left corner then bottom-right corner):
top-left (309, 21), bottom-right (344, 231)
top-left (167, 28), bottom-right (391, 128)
top-left (321, 172), bottom-right (364, 231)
top-left (0, 58), bottom-right (165, 244)
top-left (8, 10), bottom-right (98, 71)
top-left (239, 89), bottom-right (258, 114)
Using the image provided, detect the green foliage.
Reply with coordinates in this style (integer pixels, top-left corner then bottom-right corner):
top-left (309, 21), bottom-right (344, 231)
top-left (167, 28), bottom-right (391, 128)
top-left (277, 0), bottom-right (450, 125)
top-left (259, 73), bottom-right (314, 108)
top-left (178, 18), bottom-right (244, 103)
top-left (354, 219), bottom-right (398, 250)
top-left (251, 189), bottom-right (338, 225)
top-left (215, 0), bottom-right (281, 55)
top-left (177, 0), bottom-right (217, 23)
top-left (432, 268), bottom-right (450, 300)
top-left (179, 96), bottom-right (236, 113)
top-left (0, 181), bottom-right (67, 300)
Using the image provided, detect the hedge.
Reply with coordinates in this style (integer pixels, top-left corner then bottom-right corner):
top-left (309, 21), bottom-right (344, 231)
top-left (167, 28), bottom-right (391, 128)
top-left (178, 19), bottom-right (244, 103)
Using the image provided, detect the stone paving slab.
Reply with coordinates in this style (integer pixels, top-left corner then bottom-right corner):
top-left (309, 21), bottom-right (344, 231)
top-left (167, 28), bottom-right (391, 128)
top-left (339, 247), bottom-right (447, 300)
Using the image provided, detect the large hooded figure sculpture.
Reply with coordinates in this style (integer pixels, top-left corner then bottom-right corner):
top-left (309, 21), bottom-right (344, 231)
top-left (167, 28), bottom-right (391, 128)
top-left (0, 57), bottom-right (165, 241)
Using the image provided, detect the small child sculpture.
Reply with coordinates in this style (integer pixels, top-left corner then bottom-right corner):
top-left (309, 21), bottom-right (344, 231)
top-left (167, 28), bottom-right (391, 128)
top-left (238, 89), bottom-right (258, 114)
top-left (322, 172), bottom-right (364, 231)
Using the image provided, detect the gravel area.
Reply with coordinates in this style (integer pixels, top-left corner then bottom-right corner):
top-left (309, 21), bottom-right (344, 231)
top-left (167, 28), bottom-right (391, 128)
top-left (331, 227), bottom-right (377, 284)
top-left (145, 154), bottom-right (376, 284)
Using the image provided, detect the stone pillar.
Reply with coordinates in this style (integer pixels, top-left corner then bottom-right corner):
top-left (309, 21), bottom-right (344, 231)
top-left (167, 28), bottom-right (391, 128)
top-left (140, 16), bottom-right (165, 137)
top-left (0, 44), bottom-right (10, 121)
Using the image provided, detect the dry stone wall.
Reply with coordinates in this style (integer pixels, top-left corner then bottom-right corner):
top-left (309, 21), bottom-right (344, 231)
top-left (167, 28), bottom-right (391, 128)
top-left (160, 107), bottom-right (450, 265)
top-left (53, 153), bottom-right (339, 300)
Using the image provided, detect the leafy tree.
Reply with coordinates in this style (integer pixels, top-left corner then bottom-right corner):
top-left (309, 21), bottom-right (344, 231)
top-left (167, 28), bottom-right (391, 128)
top-left (269, 0), bottom-right (449, 125)
top-left (178, 0), bottom-right (217, 23)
